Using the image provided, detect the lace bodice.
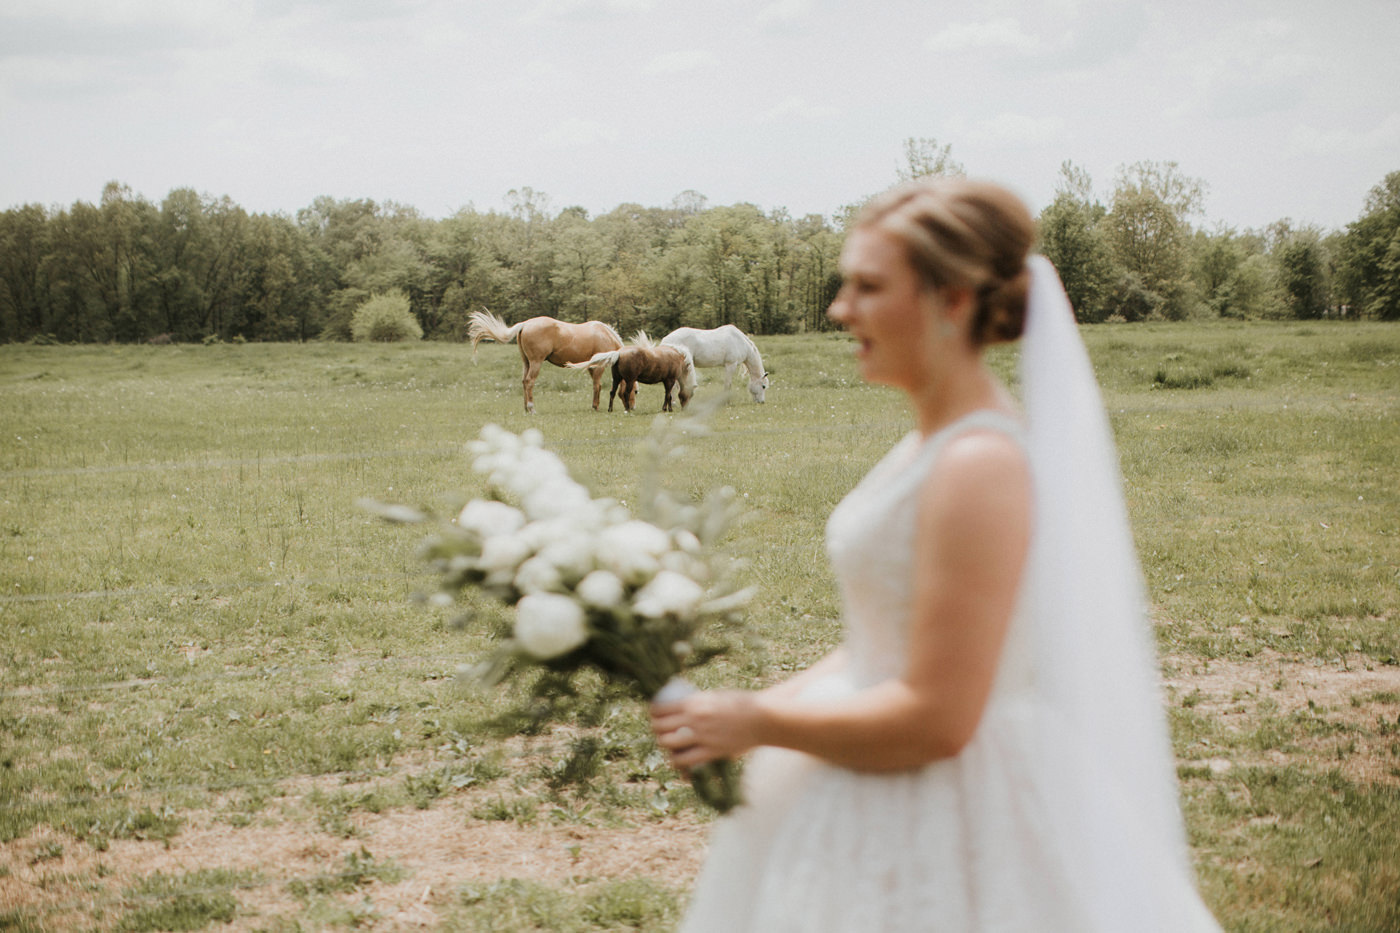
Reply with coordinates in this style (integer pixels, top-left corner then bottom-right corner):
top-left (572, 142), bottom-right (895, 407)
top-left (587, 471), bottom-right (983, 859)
top-left (824, 412), bottom-right (1033, 694)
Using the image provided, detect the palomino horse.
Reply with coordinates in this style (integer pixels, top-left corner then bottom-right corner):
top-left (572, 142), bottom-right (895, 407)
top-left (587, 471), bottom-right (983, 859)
top-left (660, 324), bottom-right (769, 403)
top-left (567, 333), bottom-right (698, 413)
top-left (468, 310), bottom-right (624, 414)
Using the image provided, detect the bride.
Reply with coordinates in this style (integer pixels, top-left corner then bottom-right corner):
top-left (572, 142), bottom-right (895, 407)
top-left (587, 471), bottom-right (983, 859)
top-left (652, 178), bottom-right (1223, 931)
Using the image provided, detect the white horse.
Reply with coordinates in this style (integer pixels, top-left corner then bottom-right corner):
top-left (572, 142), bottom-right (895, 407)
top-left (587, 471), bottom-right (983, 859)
top-left (660, 325), bottom-right (769, 403)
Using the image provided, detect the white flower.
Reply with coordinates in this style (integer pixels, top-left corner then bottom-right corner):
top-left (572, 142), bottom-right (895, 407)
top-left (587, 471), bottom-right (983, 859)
top-left (538, 536), bottom-right (596, 585)
top-left (478, 533), bottom-right (533, 578)
top-left (522, 481), bottom-right (593, 521)
top-left (514, 593), bottom-right (589, 659)
top-left (632, 570), bottom-right (705, 619)
top-left (577, 570), bottom-right (625, 609)
top-left (596, 520), bottom-right (671, 585)
top-left (514, 555), bottom-right (564, 594)
top-left (661, 549), bottom-right (708, 581)
top-left (457, 499), bottom-right (526, 538)
top-left (672, 529), bottom-right (702, 554)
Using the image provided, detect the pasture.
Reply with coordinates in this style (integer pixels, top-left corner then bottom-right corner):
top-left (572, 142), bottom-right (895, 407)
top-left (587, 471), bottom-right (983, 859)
top-left (2, 322), bottom-right (1398, 932)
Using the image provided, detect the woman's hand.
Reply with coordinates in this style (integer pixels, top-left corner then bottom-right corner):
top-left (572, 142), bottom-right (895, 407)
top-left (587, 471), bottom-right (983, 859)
top-left (651, 689), bottom-right (763, 770)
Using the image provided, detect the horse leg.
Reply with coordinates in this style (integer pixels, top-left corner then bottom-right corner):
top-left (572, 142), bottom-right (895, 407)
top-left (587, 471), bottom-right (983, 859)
top-left (723, 362), bottom-right (737, 390)
top-left (625, 379), bottom-right (638, 412)
top-left (609, 369), bottom-right (621, 412)
top-left (523, 358), bottom-right (543, 414)
top-left (590, 368), bottom-right (604, 411)
top-left (661, 377), bottom-right (674, 412)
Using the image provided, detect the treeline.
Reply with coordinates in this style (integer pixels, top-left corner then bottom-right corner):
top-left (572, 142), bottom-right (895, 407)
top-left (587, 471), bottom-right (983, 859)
top-left (2, 152), bottom-right (1397, 344)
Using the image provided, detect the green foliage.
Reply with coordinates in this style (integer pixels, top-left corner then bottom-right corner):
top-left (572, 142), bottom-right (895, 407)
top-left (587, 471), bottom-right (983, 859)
top-left (1336, 170), bottom-right (1400, 320)
top-left (350, 290), bottom-right (422, 342)
top-left (5, 164), bottom-right (1397, 345)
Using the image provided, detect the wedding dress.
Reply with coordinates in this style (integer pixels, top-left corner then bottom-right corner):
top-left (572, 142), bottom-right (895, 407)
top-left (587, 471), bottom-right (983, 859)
top-left (678, 258), bottom-right (1222, 932)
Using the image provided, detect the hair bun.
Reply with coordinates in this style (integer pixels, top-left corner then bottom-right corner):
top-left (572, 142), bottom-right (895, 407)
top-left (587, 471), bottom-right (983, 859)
top-left (973, 264), bottom-right (1030, 345)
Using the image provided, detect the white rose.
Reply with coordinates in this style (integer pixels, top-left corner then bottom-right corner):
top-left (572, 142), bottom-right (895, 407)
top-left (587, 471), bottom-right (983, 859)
top-left (672, 529), bottom-right (702, 554)
top-left (514, 593), bottom-right (589, 659)
top-left (632, 570), bottom-right (705, 619)
top-left (514, 555), bottom-right (564, 594)
top-left (576, 570), bottom-right (625, 609)
top-left (522, 481), bottom-right (593, 521)
top-left (596, 520), bottom-right (672, 584)
top-left (538, 536), bottom-right (596, 585)
top-left (457, 499), bottom-right (526, 538)
top-left (478, 533), bottom-right (533, 578)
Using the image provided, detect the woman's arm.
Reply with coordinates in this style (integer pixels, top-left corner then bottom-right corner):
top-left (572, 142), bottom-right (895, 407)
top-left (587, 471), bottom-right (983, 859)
top-left (653, 431), bottom-right (1031, 772)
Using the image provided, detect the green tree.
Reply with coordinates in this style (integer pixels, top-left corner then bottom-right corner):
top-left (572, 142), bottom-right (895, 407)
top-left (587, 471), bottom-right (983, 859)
top-left (1270, 223), bottom-right (1331, 320)
top-left (1189, 226), bottom-right (1274, 318)
top-left (1104, 162), bottom-right (1206, 320)
top-left (235, 213), bottom-right (323, 340)
top-left (1336, 170), bottom-right (1400, 320)
top-left (1037, 162), bottom-right (1116, 322)
top-left (0, 204), bottom-right (53, 341)
top-left (897, 137), bottom-right (965, 182)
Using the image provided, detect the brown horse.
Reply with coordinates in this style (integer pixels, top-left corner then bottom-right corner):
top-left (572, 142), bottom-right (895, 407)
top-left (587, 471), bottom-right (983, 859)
top-left (468, 310), bottom-right (624, 414)
top-left (567, 333), bottom-right (698, 413)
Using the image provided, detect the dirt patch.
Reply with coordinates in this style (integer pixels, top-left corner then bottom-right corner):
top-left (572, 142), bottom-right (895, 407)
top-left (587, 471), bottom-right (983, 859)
top-left (1162, 650), bottom-right (1400, 785)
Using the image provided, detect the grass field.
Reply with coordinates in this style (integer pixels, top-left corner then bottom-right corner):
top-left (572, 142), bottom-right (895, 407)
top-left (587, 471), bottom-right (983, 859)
top-left (2, 322), bottom-right (1398, 931)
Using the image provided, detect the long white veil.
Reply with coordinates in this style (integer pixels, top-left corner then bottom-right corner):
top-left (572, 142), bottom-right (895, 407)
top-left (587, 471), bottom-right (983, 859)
top-left (1020, 256), bottom-right (1221, 931)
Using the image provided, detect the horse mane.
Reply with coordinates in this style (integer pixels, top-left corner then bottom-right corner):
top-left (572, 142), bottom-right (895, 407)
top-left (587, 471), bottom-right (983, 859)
top-left (630, 331), bottom-right (655, 349)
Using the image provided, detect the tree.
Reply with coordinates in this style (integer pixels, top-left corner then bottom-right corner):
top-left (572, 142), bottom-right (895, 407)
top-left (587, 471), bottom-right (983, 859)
top-left (1336, 170), bottom-right (1400, 320)
top-left (0, 204), bottom-right (52, 341)
top-left (1189, 226), bottom-right (1273, 319)
top-left (1037, 162), bottom-right (1115, 322)
top-left (1270, 224), bottom-right (1330, 319)
top-left (897, 137), bottom-right (964, 182)
top-left (1104, 161), bottom-right (1206, 319)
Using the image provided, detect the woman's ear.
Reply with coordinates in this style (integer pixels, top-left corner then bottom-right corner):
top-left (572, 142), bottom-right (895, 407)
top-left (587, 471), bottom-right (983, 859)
top-left (933, 286), bottom-right (976, 337)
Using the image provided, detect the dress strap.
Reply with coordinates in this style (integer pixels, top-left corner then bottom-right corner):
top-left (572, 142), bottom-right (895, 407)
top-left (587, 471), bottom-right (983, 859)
top-left (935, 410), bottom-right (1027, 447)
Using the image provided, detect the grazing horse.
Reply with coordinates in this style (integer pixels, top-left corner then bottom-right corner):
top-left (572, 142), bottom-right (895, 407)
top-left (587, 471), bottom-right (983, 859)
top-left (468, 310), bottom-right (623, 414)
top-left (567, 333), bottom-right (698, 413)
top-left (660, 324), bottom-right (769, 403)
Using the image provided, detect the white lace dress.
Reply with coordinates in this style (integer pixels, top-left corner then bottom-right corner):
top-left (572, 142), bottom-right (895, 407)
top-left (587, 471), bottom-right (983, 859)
top-left (678, 412), bottom-right (1218, 932)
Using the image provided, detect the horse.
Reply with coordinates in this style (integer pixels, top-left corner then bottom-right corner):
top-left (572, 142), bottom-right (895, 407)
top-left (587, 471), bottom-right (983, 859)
top-left (567, 333), bottom-right (698, 413)
top-left (468, 310), bottom-right (624, 414)
top-left (660, 324), bottom-right (769, 403)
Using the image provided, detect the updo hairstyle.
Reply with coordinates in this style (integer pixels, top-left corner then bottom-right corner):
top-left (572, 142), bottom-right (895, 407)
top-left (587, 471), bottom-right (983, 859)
top-left (855, 177), bottom-right (1036, 346)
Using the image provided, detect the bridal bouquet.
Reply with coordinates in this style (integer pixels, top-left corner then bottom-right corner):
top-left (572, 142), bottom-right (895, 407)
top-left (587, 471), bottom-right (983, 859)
top-left (362, 412), bottom-right (751, 813)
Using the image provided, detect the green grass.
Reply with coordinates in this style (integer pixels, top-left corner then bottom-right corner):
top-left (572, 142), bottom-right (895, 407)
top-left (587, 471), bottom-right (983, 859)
top-left (2, 321), bottom-right (1398, 930)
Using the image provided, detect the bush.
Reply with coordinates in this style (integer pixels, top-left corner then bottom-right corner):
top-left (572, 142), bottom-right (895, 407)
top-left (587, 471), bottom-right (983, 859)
top-left (351, 291), bottom-right (422, 342)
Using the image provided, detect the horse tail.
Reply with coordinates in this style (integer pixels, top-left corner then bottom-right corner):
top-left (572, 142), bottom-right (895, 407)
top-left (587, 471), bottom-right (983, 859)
top-left (630, 330), bottom-right (655, 349)
top-left (565, 349), bottom-right (622, 373)
top-left (467, 310), bottom-right (525, 360)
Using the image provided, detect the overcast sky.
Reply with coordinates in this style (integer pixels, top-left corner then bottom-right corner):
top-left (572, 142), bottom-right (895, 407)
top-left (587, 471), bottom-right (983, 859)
top-left (3, 0), bottom-right (1397, 232)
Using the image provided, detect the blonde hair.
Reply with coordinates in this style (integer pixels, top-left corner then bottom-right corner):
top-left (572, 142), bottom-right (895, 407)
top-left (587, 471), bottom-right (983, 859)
top-left (855, 177), bottom-right (1036, 345)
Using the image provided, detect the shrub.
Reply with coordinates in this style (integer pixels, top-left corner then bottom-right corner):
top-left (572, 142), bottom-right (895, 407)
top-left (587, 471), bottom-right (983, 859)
top-left (350, 291), bottom-right (422, 342)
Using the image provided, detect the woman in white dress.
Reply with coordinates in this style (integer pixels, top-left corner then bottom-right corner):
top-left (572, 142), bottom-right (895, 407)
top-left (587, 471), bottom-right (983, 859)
top-left (651, 177), bottom-right (1222, 932)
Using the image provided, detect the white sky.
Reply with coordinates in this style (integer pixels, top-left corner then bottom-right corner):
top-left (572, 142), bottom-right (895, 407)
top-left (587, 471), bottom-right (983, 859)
top-left (2, 0), bottom-right (1398, 231)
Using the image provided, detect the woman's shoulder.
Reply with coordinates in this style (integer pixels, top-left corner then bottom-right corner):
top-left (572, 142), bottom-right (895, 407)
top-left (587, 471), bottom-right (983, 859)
top-left (920, 414), bottom-right (1032, 523)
